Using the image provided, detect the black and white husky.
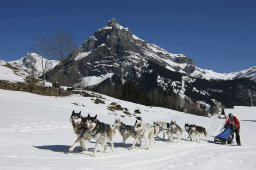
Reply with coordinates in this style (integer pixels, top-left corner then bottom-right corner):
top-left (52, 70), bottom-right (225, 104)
top-left (69, 110), bottom-right (92, 152)
top-left (167, 120), bottom-right (183, 142)
top-left (83, 114), bottom-right (115, 157)
top-left (130, 120), bottom-right (154, 150)
top-left (184, 123), bottom-right (207, 142)
top-left (113, 119), bottom-right (139, 146)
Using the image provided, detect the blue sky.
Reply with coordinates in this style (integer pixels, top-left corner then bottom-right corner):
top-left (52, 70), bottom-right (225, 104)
top-left (0, 0), bottom-right (255, 73)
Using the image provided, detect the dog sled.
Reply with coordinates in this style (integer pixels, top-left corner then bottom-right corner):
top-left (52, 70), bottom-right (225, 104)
top-left (214, 127), bottom-right (234, 145)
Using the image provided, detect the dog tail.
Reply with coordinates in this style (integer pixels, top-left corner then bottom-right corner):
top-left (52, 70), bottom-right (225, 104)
top-left (108, 127), bottom-right (116, 140)
top-left (204, 130), bottom-right (208, 137)
top-left (112, 128), bottom-right (116, 136)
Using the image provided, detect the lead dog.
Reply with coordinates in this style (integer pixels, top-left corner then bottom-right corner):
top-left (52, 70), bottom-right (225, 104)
top-left (83, 114), bottom-right (115, 157)
top-left (69, 110), bottom-right (92, 152)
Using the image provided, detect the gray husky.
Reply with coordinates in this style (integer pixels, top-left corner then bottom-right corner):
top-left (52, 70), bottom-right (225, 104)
top-left (167, 120), bottom-right (183, 142)
top-left (83, 114), bottom-right (115, 157)
top-left (113, 119), bottom-right (139, 146)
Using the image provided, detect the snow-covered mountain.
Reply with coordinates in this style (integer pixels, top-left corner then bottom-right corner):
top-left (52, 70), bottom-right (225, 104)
top-left (46, 18), bottom-right (255, 83)
top-left (45, 18), bottom-right (256, 115)
top-left (8, 52), bottom-right (59, 78)
top-left (0, 53), bottom-right (59, 83)
top-left (232, 66), bottom-right (256, 82)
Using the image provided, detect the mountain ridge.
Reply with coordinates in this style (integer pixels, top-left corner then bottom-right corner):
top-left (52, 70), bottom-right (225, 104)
top-left (44, 19), bottom-right (256, 116)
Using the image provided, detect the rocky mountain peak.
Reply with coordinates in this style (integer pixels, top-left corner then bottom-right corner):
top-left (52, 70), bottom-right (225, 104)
top-left (22, 53), bottom-right (42, 67)
top-left (107, 18), bottom-right (118, 27)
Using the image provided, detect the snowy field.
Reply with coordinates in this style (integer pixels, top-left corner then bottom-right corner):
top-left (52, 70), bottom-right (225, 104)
top-left (0, 89), bottom-right (256, 170)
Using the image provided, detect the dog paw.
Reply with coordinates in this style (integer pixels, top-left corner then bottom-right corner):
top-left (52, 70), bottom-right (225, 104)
top-left (91, 153), bottom-right (96, 157)
top-left (78, 148), bottom-right (87, 152)
top-left (68, 147), bottom-right (74, 152)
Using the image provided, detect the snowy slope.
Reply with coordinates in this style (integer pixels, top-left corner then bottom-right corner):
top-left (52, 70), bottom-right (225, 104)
top-left (0, 61), bottom-right (25, 82)
top-left (0, 89), bottom-right (256, 170)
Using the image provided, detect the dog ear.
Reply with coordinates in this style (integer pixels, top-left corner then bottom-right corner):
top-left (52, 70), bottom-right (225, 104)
top-left (72, 110), bottom-right (75, 114)
top-left (94, 115), bottom-right (97, 119)
top-left (88, 114), bottom-right (90, 118)
top-left (79, 111), bottom-right (81, 115)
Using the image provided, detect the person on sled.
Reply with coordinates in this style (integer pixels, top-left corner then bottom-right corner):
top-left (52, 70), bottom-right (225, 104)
top-left (224, 113), bottom-right (241, 146)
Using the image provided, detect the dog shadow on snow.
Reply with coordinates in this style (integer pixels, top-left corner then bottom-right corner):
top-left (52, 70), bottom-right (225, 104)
top-left (33, 142), bottom-right (133, 154)
top-left (33, 145), bottom-right (95, 154)
top-left (34, 145), bottom-right (72, 153)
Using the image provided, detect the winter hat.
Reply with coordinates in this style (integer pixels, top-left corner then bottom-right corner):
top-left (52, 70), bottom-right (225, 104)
top-left (228, 113), bottom-right (233, 118)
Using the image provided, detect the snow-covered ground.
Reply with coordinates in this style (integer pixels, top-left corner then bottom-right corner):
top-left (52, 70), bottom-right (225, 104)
top-left (0, 89), bottom-right (256, 170)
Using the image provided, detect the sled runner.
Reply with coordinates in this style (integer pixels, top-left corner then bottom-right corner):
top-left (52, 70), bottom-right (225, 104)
top-left (214, 127), bottom-right (234, 144)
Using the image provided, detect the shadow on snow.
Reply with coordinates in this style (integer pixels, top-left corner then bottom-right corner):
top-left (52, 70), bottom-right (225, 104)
top-left (33, 142), bottom-right (134, 154)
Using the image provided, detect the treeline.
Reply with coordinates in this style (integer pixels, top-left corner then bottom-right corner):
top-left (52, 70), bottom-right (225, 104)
top-left (93, 80), bottom-right (209, 116)
top-left (0, 80), bottom-right (70, 96)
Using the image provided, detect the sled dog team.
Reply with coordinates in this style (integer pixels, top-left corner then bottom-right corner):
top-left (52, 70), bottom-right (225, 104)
top-left (69, 110), bottom-right (207, 157)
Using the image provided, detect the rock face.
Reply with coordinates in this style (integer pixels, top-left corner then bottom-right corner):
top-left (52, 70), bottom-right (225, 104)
top-left (45, 19), bottom-right (256, 116)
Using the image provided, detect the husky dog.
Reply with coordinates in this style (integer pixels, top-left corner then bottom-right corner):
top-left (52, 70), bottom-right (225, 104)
top-left (167, 120), bottom-right (183, 142)
top-left (83, 114), bottom-right (115, 157)
top-left (113, 119), bottom-right (139, 146)
top-left (154, 121), bottom-right (170, 140)
top-left (194, 125), bottom-right (207, 141)
top-left (184, 123), bottom-right (207, 142)
top-left (130, 120), bottom-right (154, 150)
top-left (184, 123), bottom-right (197, 141)
top-left (69, 110), bottom-right (92, 152)
top-left (153, 122), bottom-right (162, 137)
